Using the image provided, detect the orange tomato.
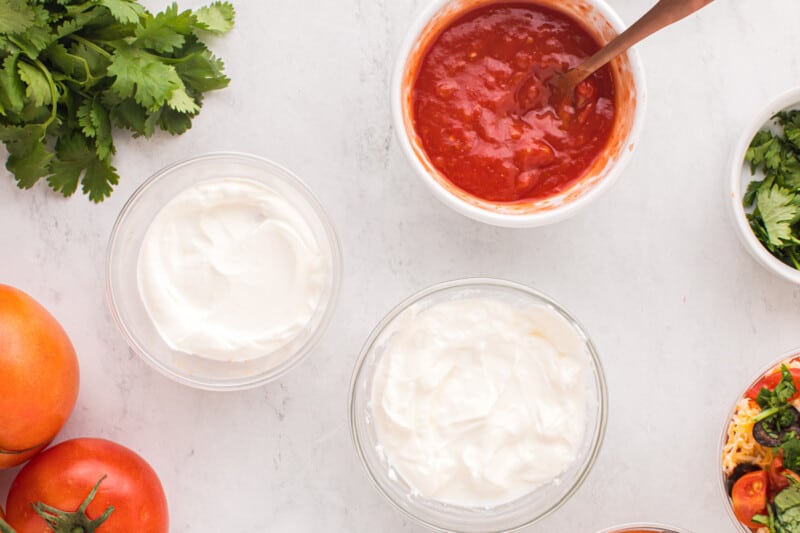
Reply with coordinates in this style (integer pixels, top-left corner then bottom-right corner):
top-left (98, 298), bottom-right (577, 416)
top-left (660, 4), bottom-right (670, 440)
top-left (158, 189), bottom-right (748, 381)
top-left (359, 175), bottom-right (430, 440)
top-left (732, 470), bottom-right (768, 528)
top-left (0, 285), bottom-right (79, 469)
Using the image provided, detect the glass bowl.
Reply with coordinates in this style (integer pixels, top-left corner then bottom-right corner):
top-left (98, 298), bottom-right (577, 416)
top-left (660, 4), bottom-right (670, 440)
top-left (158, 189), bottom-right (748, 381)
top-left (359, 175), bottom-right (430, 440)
top-left (106, 152), bottom-right (341, 391)
top-left (718, 347), bottom-right (800, 532)
top-left (349, 278), bottom-right (607, 532)
top-left (596, 524), bottom-right (692, 533)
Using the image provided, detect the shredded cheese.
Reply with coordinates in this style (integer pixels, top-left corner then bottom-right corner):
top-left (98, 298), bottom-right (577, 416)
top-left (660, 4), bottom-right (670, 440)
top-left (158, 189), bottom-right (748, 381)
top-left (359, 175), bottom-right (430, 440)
top-left (722, 397), bottom-right (773, 475)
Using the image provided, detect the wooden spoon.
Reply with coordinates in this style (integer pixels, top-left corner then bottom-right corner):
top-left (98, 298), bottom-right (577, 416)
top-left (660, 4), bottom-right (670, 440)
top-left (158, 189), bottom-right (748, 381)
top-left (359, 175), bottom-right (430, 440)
top-left (517, 0), bottom-right (716, 112)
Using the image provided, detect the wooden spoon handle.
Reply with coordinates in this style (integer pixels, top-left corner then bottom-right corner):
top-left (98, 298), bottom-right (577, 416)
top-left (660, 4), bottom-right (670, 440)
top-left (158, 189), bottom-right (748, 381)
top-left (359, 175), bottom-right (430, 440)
top-left (566, 0), bottom-right (716, 86)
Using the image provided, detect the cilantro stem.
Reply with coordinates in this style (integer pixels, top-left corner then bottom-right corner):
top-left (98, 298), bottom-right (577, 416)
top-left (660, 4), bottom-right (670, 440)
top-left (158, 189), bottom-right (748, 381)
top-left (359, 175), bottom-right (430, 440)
top-left (8, 35), bottom-right (58, 130)
top-left (753, 405), bottom-right (786, 424)
top-left (791, 251), bottom-right (800, 270)
top-left (69, 35), bottom-right (113, 61)
top-left (65, 2), bottom-right (96, 15)
top-left (32, 58), bottom-right (58, 129)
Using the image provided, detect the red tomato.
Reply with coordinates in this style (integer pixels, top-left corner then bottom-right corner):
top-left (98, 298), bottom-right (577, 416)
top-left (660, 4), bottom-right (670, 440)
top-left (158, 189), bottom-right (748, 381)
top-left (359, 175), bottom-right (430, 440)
top-left (732, 470), bottom-right (768, 528)
top-left (746, 366), bottom-right (800, 401)
top-left (5, 439), bottom-right (168, 533)
top-left (769, 456), bottom-right (790, 492)
top-left (0, 285), bottom-right (79, 469)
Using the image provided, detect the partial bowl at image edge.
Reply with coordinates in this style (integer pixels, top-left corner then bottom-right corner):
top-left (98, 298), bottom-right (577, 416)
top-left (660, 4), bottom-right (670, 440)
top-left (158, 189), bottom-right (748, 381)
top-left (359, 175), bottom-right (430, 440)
top-left (595, 523), bottom-right (693, 533)
top-left (728, 86), bottom-right (800, 285)
top-left (718, 347), bottom-right (800, 533)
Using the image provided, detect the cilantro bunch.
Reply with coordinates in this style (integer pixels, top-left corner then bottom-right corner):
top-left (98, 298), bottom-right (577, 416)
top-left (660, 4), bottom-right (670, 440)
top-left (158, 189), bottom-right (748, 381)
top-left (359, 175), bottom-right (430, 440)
top-left (0, 0), bottom-right (234, 202)
top-left (744, 110), bottom-right (800, 269)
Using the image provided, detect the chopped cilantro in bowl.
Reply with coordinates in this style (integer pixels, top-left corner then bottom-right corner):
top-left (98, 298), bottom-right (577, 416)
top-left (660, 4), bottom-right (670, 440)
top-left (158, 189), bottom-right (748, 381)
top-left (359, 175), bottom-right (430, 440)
top-left (729, 88), bottom-right (800, 285)
top-left (744, 110), bottom-right (800, 270)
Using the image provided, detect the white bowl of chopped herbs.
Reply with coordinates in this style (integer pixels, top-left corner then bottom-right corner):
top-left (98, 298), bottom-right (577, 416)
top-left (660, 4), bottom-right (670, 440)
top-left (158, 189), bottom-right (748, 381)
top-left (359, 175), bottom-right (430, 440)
top-left (730, 88), bottom-right (800, 284)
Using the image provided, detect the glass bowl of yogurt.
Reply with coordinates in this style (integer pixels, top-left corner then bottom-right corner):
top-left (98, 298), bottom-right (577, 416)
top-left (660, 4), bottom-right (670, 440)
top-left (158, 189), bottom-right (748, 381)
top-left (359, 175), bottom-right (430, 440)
top-left (107, 152), bottom-right (341, 390)
top-left (349, 278), bottom-right (607, 532)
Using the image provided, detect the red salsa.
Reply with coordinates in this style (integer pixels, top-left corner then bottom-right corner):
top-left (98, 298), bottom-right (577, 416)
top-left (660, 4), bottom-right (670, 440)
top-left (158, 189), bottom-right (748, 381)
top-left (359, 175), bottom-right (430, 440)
top-left (412, 3), bottom-right (616, 203)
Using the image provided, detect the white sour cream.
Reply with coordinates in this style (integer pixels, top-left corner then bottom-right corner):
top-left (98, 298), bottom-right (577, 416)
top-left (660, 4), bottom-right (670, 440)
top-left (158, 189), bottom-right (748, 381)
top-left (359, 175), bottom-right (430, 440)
top-left (371, 298), bottom-right (587, 508)
top-left (137, 178), bottom-right (328, 362)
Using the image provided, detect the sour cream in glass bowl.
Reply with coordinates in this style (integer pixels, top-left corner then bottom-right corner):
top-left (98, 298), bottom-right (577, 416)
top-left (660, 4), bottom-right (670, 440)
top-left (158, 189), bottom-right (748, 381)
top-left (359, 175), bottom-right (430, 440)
top-left (106, 153), bottom-right (341, 391)
top-left (349, 278), bottom-right (607, 532)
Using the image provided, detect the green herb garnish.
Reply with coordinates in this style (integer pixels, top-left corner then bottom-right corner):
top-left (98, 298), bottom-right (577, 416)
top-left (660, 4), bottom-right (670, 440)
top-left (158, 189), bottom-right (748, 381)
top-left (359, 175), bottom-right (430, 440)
top-left (754, 365), bottom-right (797, 428)
top-left (744, 110), bottom-right (800, 269)
top-left (0, 0), bottom-right (234, 202)
top-left (774, 476), bottom-right (800, 532)
top-left (783, 437), bottom-right (800, 474)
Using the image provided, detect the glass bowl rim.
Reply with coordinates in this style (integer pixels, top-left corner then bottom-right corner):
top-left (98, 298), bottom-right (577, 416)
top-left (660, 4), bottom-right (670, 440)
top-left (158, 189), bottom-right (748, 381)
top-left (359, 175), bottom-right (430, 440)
top-left (594, 522), bottom-right (693, 533)
top-left (105, 151), bottom-right (343, 391)
top-left (348, 277), bottom-right (608, 532)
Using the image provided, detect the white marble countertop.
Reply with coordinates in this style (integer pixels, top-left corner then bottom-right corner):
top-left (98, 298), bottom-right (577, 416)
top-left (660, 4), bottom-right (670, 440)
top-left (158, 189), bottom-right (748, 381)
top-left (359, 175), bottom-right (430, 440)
top-left (2, 0), bottom-right (800, 531)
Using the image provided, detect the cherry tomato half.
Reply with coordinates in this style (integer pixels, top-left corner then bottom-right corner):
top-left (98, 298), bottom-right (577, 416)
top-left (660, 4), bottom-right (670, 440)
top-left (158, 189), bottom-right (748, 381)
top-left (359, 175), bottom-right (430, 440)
top-left (746, 366), bottom-right (800, 402)
top-left (732, 470), bottom-right (768, 528)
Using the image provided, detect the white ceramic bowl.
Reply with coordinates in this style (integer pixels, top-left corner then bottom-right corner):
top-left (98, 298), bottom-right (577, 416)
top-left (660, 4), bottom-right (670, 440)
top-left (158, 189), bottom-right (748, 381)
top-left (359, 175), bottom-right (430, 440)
top-left (595, 524), bottom-right (692, 533)
top-left (349, 278), bottom-right (607, 532)
top-left (728, 87), bottom-right (800, 285)
top-left (391, 0), bottom-right (647, 228)
top-left (106, 153), bottom-right (342, 391)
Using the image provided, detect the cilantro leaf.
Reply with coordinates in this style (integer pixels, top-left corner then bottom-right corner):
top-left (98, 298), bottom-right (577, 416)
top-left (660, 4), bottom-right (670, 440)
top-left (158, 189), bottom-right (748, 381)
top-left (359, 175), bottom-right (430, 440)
top-left (0, 123), bottom-right (52, 188)
top-left (784, 438), bottom-right (800, 474)
top-left (17, 61), bottom-right (52, 107)
top-left (158, 106), bottom-right (192, 135)
top-left (107, 45), bottom-right (182, 109)
top-left (5, 5), bottom-right (54, 59)
top-left (744, 179), bottom-right (762, 207)
top-left (99, 0), bottom-right (145, 25)
top-left (194, 1), bottom-right (235, 35)
top-left (107, 96), bottom-right (148, 136)
top-left (174, 39), bottom-right (229, 93)
top-left (49, 133), bottom-right (119, 202)
top-left (134, 3), bottom-right (194, 53)
top-left (77, 97), bottom-right (114, 160)
top-left (753, 365), bottom-right (797, 430)
top-left (747, 130), bottom-right (781, 174)
top-left (775, 478), bottom-right (800, 531)
top-left (757, 186), bottom-right (799, 247)
top-left (166, 87), bottom-right (199, 114)
top-left (0, 53), bottom-right (26, 115)
top-left (0, 0), bottom-right (36, 35)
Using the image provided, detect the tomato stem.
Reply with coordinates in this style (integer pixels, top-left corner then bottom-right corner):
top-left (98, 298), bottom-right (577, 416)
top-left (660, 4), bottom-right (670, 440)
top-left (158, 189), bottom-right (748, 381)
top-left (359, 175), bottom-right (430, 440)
top-left (32, 475), bottom-right (114, 533)
top-left (0, 516), bottom-right (16, 533)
